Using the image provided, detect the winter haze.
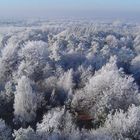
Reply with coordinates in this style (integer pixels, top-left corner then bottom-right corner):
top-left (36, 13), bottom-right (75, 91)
top-left (0, 0), bottom-right (140, 20)
top-left (0, 0), bottom-right (140, 140)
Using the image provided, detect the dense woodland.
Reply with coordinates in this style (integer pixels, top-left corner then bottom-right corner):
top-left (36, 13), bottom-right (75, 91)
top-left (0, 20), bottom-right (140, 139)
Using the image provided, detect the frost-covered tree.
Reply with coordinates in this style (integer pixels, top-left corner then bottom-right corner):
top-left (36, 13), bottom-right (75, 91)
top-left (47, 69), bottom-right (75, 106)
top-left (49, 41), bottom-right (61, 61)
top-left (14, 76), bottom-right (37, 125)
top-left (101, 105), bottom-right (140, 140)
top-left (37, 108), bottom-right (64, 134)
top-left (130, 55), bottom-right (140, 82)
top-left (0, 80), bottom-right (15, 121)
top-left (134, 34), bottom-right (140, 54)
top-left (13, 127), bottom-right (39, 140)
top-left (72, 56), bottom-right (140, 126)
top-left (57, 69), bottom-right (74, 92)
top-left (17, 40), bottom-right (49, 81)
top-left (76, 65), bottom-right (93, 88)
top-left (37, 107), bottom-right (76, 137)
top-left (105, 35), bottom-right (118, 47)
top-left (0, 119), bottom-right (11, 140)
top-left (0, 42), bottom-right (20, 88)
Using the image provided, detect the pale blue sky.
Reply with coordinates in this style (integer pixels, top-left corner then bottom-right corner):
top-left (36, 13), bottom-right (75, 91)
top-left (0, 0), bottom-right (140, 18)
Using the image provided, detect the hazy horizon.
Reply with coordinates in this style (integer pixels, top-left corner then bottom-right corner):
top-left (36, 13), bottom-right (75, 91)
top-left (0, 0), bottom-right (140, 21)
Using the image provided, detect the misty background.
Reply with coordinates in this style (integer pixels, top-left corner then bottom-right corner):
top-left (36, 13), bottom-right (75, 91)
top-left (0, 0), bottom-right (140, 21)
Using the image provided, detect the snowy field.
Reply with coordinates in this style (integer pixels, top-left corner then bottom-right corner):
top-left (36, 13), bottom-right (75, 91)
top-left (0, 19), bottom-right (140, 139)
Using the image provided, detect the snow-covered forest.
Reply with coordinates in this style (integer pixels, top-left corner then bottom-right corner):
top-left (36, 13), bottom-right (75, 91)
top-left (0, 19), bottom-right (140, 139)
